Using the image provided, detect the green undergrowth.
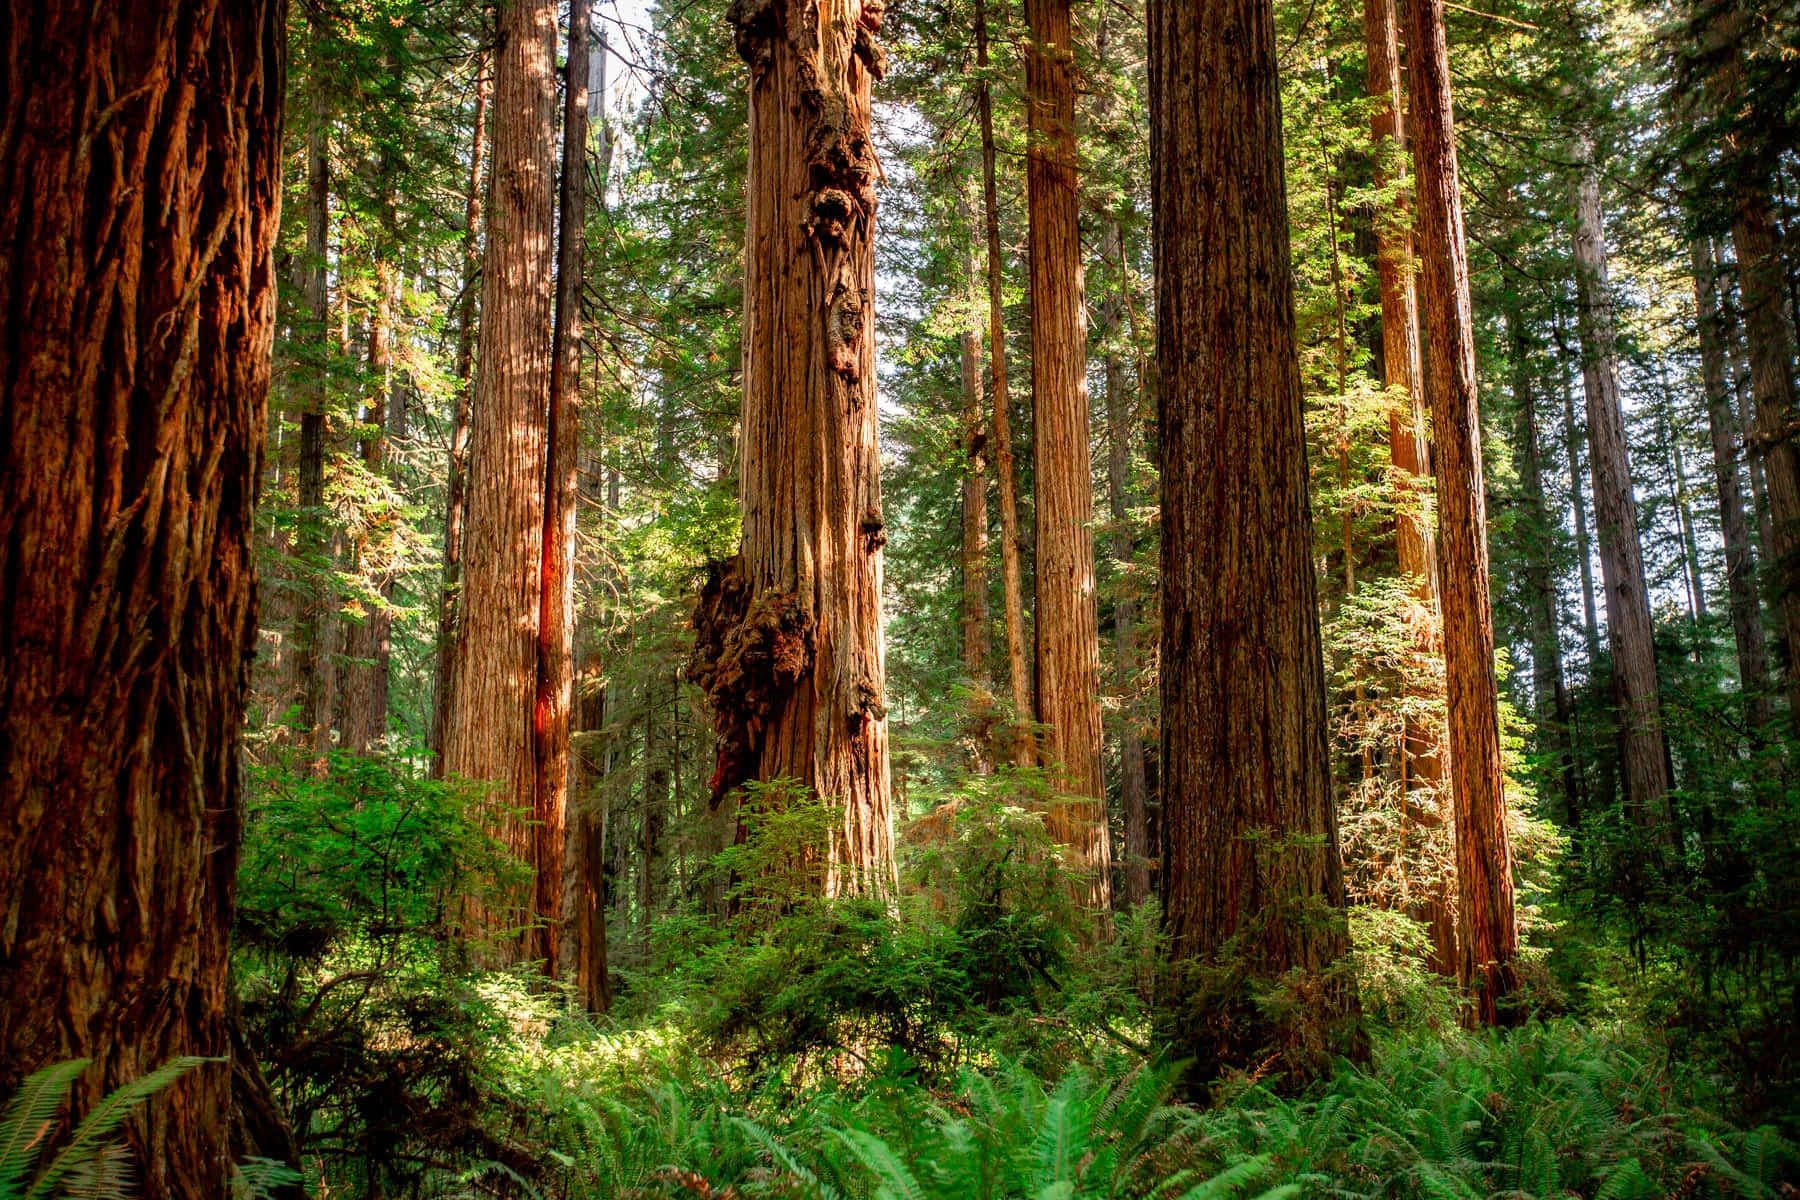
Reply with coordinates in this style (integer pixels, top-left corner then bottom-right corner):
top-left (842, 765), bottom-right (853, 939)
top-left (471, 1016), bottom-right (1793, 1199)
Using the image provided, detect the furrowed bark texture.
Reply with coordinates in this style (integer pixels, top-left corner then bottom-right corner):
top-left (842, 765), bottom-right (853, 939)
top-left (533, 0), bottom-right (592, 979)
top-left (1363, 0), bottom-right (1454, 975)
top-left (1733, 185), bottom-right (1800, 731)
top-left (1693, 237), bottom-right (1772, 732)
top-left (0, 2), bottom-right (284, 1195)
top-left (975, 0), bottom-right (1035, 766)
top-left (1151, 0), bottom-right (1359, 1084)
top-left (706, 0), bottom-right (894, 895)
top-left (443, 0), bottom-right (559, 961)
top-left (433, 57), bottom-right (489, 770)
top-left (1025, 0), bottom-right (1110, 909)
top-left (1571, 150), bottom-right (1671, 831)
top-left (1406, 0), bottom-right (1520, 1025)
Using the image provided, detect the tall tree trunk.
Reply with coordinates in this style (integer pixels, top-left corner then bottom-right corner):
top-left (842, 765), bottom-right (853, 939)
top-left (1693, 237), bottom-right (1773, 733)
top-left (533, 0), bottom-right (593, 978)
top-left (0, 3), bottom-right (284, 1195)
top-left (1407, 0), bottom-right (1520, 1024)
top-left (974, 0), bottom-right (1035, 767)
top-left (1364, 0), bottom-right (1454, 973)
top-left (958, 182), bottom-right (994, 773)
top-left (1151, 0), bottom-right (1360, 1083)
top-left (1570, 146), bottom-right (1672, 832)
top-left (1655, 367), bottom-right (1706, 625)
top-left (1511, 312), bottom-right (1583, 825)
top-left (698, 0), bottom-right (894, 895)
top-left (1733, 184), bottom-right (1800, 729)
top-left (1101, 219), bottom-right (1151, 909)
top-left (1024, 0), bottom-right (1110, 910)
top-left (442, 0), bottom-right (559, 963)
top-left (294, 32), bottom-right (335, 754)
top-left (338, 251), bottom-right (397, 755)
top-left (433, 56), bottom-right (490, 772)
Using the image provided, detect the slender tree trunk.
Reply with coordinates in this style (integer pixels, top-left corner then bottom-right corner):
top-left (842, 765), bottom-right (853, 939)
top-left (531, 0), bottom-right (593, 978)
top-left (974, 0), bottom-right (1035, 767)
top-left (697, 0), bottom-right (894, 895)
top-left (1024, 0), bottom-right (1110, 910)
top-left (1151, 0), bottom-right (1360, 1083)
top-left (1101, 219), bottom-right (1151, 909)
top-left (1407, 0), bottom-right (1520, 1024)
top-left (1570, 146), bottom-right (1671, 832)
top-left (1693, 237), bottom-right (1773, 732)
top-left (575, 651), bottom-right (611, 1010)
top-left (294, 35), bottom-right (334, 753)
top-left (1733, 184), bottom-right (1800, 729)
top-left (442, 0), bottom-right (559, 963)
top-left (433, 56), bottom-right (490, 772)
top-left (1364, 0), bottom-right (1454, 973)
top-left (1511, 312), bottom-right (1583, 825)
top-left (338, 251), bottom-right (397, 755)
top-left (0, 3), bottom-right (284, 1194)
top-left (1655, 367), bottom-right (1706, 624)
top-left (958, 182), bottom-right (994, 773)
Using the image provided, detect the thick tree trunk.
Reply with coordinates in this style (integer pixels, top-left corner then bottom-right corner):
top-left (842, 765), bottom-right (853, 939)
top-left (1364, 0), bottom-right (1454, 975)
top-left (1151, 0), bottom-right (1360, 1084)
top-left (433, 57), bottom-right (490, 772)
top-left (1571, 148), bottom-right (1671, 832)
top-left (958, 183), bottom-right (994, 773)
top-left (974, 0), bottom-right (1035, 767)
top-left (442, 0), bottom-right (559, 962)
top-left (1693, 237), bottom-right (1772, 733)
top-left (1511, 313), bottom-right (1583, 825)
top-left (1733, 184), bottom-right (1800, 730)
top-left (1024, 0), bottom-right (1110, 910)
top-left (699, 0), bottom-right (894, 895)
top-left (1407, 0), bottom-right (1520, 1025)
top-left (0, 3), bottom-right (284, 1195)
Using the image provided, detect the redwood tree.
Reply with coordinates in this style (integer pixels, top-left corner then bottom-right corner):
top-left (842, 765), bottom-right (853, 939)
top-left (696, 0), bottom-right (895, 895)
top-left (1406, 0), bottom-right (1521, 1023)
top-left (1024, 0), bottom-right (1111, 909)
top-left (440, 0), bottom-right (561, 963)
top-left (0, 2), bottom-right (283, 1194)
top-left (1151, 0), bottom-right (1359, 1083)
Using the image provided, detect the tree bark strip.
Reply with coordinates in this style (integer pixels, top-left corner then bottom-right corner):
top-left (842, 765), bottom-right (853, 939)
top-left (0, 2), bottom-right (285, 1193)
top-left (1151, 0), bottom-right (1360, 1082)
top-left (1406, 0), bottom-right (1520, 1023)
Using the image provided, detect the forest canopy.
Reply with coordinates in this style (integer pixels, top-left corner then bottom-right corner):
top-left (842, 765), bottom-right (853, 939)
top-left (1, 0), bottom-right (1799, 1195)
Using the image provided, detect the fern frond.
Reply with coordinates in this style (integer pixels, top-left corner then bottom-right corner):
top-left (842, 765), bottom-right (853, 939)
top-left (0, 1059), bottom-right (90, 1194)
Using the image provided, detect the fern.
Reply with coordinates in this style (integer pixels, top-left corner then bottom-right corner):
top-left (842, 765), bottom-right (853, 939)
top-left (0, 1061), bottom-right (90, 1196)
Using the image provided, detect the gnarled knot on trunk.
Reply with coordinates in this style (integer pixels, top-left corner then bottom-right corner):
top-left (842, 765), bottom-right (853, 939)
top-left (859, 505), bottom-right (885, 551)
top-left (846, 676), bottom-right (887, 737)
top-left (688, 555), bottom-right (816, 808)
top-left (725, 0), bottom-right (780, 73)
top-left (826, 280), bottom-right (869, 380)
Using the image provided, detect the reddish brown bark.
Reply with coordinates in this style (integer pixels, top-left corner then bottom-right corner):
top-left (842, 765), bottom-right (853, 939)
top-left (1151, 0), bottom-right (1359, 1083)
top-left (1406, 0), bottom-right (1520, 1025)
top-left (700, 0), bottom-right (894, 895)
top-left (974, 0), bottom-right (1035, 767)
top-left (442, 0), bottom-right (560, 963)
top-left (958, 182), bottom-right (994, 770)
top-left (0, 2), bottom-right (284, 1194)
top-left (1024, 0), bottom-right (1110, 910)
top-left (1363, 0), bottom-right (1456, 976)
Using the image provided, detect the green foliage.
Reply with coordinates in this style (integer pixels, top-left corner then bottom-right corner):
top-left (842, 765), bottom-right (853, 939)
top-left (0, 1058), bottom-right (214, 1200)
